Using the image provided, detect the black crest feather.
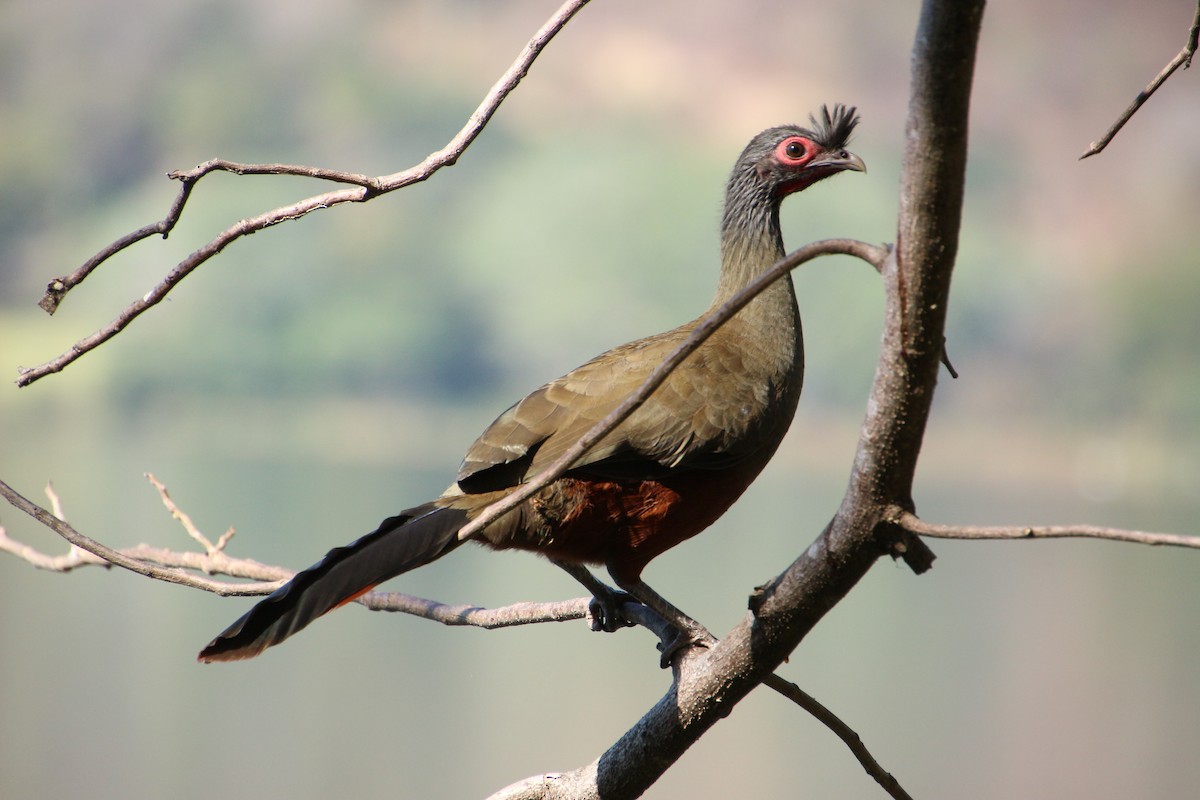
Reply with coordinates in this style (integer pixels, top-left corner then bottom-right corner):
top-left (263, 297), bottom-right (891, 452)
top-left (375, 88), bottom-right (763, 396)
top-left (808, 104), bottom-right (858, 150)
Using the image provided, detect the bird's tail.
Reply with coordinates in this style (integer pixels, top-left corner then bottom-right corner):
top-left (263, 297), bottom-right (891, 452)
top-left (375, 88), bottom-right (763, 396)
top-left (198, 503), bottom-right (467, 663)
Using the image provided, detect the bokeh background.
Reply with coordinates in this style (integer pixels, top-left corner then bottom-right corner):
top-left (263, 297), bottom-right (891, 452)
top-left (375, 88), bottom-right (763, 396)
top-left (2, 1), bottom-right (1198, 798)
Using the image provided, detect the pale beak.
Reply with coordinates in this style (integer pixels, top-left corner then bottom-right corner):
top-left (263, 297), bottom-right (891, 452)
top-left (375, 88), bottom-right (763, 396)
top-left (811, 149), bottom-right (866, 174)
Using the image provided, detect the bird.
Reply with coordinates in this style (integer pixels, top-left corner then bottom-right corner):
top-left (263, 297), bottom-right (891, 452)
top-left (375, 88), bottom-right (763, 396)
top-left (198, 104), bottom-right (866, 664)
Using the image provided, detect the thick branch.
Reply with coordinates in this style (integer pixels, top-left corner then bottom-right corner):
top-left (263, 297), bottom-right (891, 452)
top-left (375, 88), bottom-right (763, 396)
top-left (1080, 0), bottom-right (1200, 159)
top-left (490, 4), bottom-right (986, 795)
top-left (9, 0), bottom-right (985, 791)
top-left (18, 0), bottom-right (593, 387)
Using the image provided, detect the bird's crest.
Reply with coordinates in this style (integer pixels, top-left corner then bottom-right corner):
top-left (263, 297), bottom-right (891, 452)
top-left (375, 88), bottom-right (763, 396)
top-left (808, 104), bottom-right (858, 150)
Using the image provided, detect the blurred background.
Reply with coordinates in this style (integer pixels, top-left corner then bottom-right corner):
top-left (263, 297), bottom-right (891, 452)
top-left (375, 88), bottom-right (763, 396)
top-left (2, 1), bottom-right (1198, 797)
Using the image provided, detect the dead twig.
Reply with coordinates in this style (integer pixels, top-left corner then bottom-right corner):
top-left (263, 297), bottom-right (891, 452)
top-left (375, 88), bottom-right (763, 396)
top-left (1080, 0), bottom-right (1200, 159)
top-left (145, 471), bottom-right (235, 558)
top-left (2, 465), bottom-right (914, 798)
top-left (19, 0), bottom-right (593, 386)
top-left (891, 507), bottom-right (1200, 548)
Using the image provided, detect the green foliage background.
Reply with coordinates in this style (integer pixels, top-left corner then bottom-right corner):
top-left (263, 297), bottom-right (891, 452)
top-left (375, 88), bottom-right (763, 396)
top-left (1, 1), bottom-right (1198, 798)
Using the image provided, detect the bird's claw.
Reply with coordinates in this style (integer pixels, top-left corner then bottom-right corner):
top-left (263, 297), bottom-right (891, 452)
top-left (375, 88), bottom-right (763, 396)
top-left (586, 589), bottom-right (637, 633)
top-left (656, 623), bottom-right (716, 668)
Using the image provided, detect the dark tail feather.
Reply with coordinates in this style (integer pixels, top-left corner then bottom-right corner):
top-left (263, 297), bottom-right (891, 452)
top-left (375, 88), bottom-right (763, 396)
top-left (198, 503), bottom-right (467, 663)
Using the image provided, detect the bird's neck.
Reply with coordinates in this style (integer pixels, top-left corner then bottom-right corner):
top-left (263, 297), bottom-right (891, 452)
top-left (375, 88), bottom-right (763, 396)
top-left (713, 193), bottom-right (795, 326)
top-left (708, 187), bottom-right (804, 424)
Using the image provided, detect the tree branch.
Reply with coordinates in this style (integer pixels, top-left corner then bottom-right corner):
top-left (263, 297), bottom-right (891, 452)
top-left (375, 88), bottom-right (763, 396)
top-left (8, 0), bottom-right (985, 792)
top-left (0, 476), bottom-right (284, 595)
top-left (760, 674), bottom-right (914, 800)
top-left (453, 238), bottom-right (891, 545)
top-left (0, 474), bottom-right (605, 627)
top-left (891, 508), bottom-right (1200, 549)
top-left (1079, 0), bottom-right (1200, 159)
top-left (490, 4), bottom-right (986, 795)
top-left (18, 0), bottom-right (593, 387)
top-left (4, 463), bottom-right (915, 798)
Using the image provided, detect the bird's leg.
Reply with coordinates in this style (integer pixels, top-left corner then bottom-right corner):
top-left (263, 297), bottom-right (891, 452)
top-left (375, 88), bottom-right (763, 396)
top-left (610, 573), bottom-right (717, 668)
top-left (557, 558), bottom-right (714, 666)
top-left (551, 560), bottom-right (636, 633)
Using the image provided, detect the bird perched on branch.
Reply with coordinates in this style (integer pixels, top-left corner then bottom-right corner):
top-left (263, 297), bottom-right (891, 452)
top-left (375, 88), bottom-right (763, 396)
top-left (199, 105), bottom-right (866, 665)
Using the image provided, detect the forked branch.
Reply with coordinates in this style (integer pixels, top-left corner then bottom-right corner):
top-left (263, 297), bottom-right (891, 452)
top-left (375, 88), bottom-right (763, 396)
top-left (0, 471), bottom-right (911, 798)
top-left (19, 0), bottom-right (594, 387)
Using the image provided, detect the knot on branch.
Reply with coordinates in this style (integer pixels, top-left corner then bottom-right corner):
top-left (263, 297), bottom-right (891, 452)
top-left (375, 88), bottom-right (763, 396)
top-left (875, 517), bottom-right (937, 575)
top-left (38, 279), bottom-right (68, 315)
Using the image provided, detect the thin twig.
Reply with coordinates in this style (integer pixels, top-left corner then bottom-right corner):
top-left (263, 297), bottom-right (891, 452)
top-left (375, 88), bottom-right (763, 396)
top-left (891, 507), bottom-right (1199, 548)
top-left (145, 472), bottom-right (223, 555)
top-left (0, 477), bottom-right (282, 595)
top-left (0, 476), bottom-right (602, 626)
top-left (364, 593), bottom-right (588, 628)
top-left (166, 159), bottom-right (381, 189)
top-left (41, 480), bottom-right (89, 564)
top-left (1080, 0), bottom-right (1200, 159)
top-left (5, 465), bottom-right (913, 797)
top-left (379, 580), bottom-right (914, 798)
top-left (44, 481), bottom-right (66, 520)
top-left (0, 521), bottom-right (100, 571)
top-left (761, 674), bottom-right (913, 800)
top-left (18, 0), bottom-right (593, 387)
top-left (453, 238), bottom-right (890, 544)
top-left (36, 183), bottom-right (197, 315)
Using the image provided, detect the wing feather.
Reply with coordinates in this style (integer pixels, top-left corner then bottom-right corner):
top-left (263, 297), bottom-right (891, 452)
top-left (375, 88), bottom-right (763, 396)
top-left (455, 319), bottom-right (781, 494)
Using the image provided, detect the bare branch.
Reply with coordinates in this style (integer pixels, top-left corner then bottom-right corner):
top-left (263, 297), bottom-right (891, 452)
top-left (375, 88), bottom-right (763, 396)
top-left (503, 1), bottom-right (981, 794)
top-left (453, 238), bottom-right (890, 545)
top-left (167, 158), bottom-right (381, 189)
top-left (487, 773), bottom-right (580, 800)
top-left (1079, 0), bottom-right (1200, 159)
top-left (761, 674), bottom-right (913, 800)
top-left (36, 182), bottom-right (198, 315)
top-left (0, 476), bottom-right (283, 595)
top-left (0, 520), bottom-right (104, 571)
top-left (393, 582), bottom-right (915, 798)
top-left (144, 471), bottom-right (230, 556)
top-left (364, 592), bottom-right (587, 628)
top-left (9, 459), bottom-right (916, 796)
top-left (0, 474), bottom-right (596, 625)
top-left (18, 0), bottom-right (593, 388)
top-left (892, 507), bottom-right (1200, 549)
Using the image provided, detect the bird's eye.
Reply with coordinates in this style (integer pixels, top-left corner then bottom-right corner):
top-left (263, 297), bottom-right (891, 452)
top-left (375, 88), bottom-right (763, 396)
top-left (773, 136), bottom-right (813, 166)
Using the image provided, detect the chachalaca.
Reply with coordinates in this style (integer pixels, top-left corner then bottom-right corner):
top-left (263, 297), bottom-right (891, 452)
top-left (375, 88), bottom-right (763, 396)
top-left (198, 104), bottom-right (866, 664)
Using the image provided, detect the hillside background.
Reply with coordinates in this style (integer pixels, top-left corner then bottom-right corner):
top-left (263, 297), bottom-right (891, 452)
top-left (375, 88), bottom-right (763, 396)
top-left (1, 1), bottom-right (1198, 798)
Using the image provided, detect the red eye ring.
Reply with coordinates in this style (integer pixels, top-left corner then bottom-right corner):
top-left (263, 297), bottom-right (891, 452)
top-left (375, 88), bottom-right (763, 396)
top-left (776, 136), bottom-right (812, 165)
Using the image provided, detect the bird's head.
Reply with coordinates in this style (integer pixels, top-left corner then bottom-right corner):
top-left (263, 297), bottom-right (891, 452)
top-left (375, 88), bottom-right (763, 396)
top-left (718, 105), bottom-right (867, 288)
top-left (742, 104), bottom-right (866, 200)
